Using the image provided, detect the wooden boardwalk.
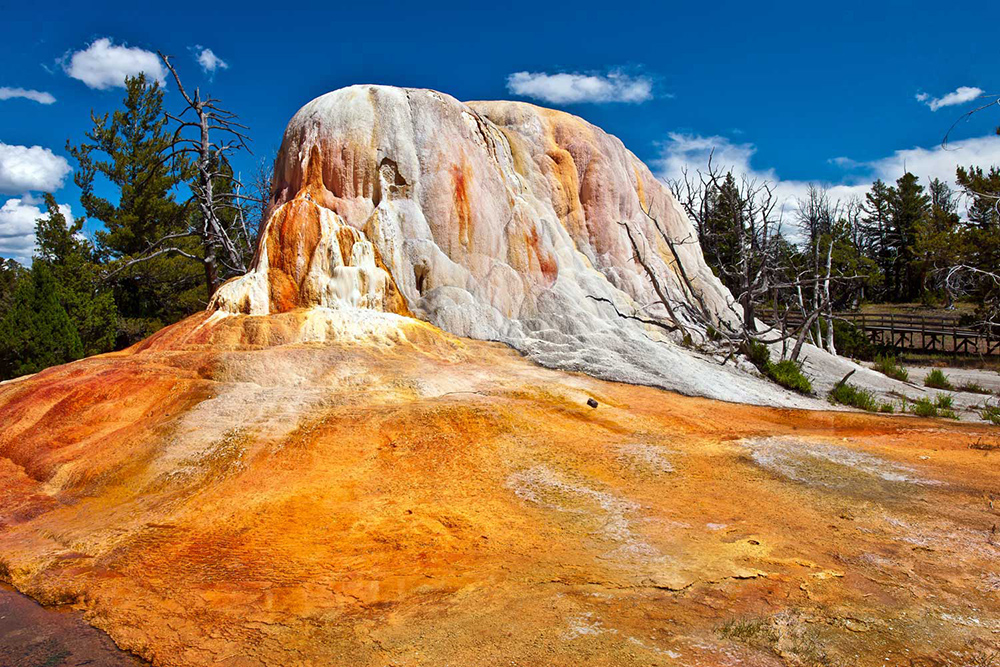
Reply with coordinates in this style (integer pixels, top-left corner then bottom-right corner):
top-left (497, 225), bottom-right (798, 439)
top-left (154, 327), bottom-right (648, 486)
top-left (761, 310), bottom-right (1000, 356)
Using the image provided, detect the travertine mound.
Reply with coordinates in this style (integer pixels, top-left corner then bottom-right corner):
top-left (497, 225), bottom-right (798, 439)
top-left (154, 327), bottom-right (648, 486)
top-left (211, 85), bottom-right (794, 404)
top-left (1, 312), bottom-right (998, 666)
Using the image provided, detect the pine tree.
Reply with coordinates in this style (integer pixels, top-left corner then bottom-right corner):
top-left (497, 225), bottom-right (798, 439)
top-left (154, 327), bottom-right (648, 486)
top-left (67, 74), bottom-right (205, 346)
top-left (861, 179), bottom-right (894, 299)
top-left (701, 173), bottom-right (743, 293)
top-left (33, 194), bottom-right (118, 356)
top-left (0, 258), bottom-right (26, 312)
top-left (889, 172), bottom-right (929, 301)
top-left (955, 165), bottom-right (1000, 321)
top-left (913, 179), bottom-right (964, 306)
top-left (0, 262), bottom-right (84, 380)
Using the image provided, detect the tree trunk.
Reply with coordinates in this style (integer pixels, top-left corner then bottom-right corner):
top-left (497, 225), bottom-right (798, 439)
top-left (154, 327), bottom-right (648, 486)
top-left (790, 309), bottom-right (821, 362)
top-left (824, 239), bottom-right (836, 355)
top-left (204, 249), bottom-right (219, 298)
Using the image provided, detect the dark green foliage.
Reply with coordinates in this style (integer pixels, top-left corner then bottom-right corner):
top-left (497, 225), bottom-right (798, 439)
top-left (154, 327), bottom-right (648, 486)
top-left (981, 403), bottom-right (1000, 425)
top-left (828, 382), bottom-right (894, 413)
top-left (745, 339), bottom-right (771, 371)
top-left (889, 173), bottom-right (930, 301)
top-left (0, 258), bottom-right (27, 312)
top-left (67, 74), bottom-right (205, 347)
top-left (958, 381), bottom-right (992, 395)
top-left (924, 369), bottom-right (953, 390)
top-left (768, 360), bottom-right (813, 394)
top-left (873, 354), bottom-right (909, 382)
top-left (0, 262), bottom-right (83, 380)
top-left (912, 397), bottom-right (936, 417)
top-left (955, 165), bottom-right (1000, 324)
top-left (912, 395), bottom-right (958, 419)
top-left (832, 320), bottom-right (877, 360)
top-left (862, 179), bottom-right (895, 299)
top-left (34, 194), bottom-right (117, 356)
top-left (744, 340), bottom-right (813, 395)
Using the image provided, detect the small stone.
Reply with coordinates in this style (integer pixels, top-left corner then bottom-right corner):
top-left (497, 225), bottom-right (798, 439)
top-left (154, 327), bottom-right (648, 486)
top-left (587, 398), bottom-right (598, 409)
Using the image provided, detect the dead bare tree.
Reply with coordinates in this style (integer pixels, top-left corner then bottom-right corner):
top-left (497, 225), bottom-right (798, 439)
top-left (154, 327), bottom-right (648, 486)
top-left (796, 185), bottom-right (841, 354)
top-left (156, 52), bottom-right (256, 296)
top-left (668, 154), bottom-right (789, 342)
top-left (241, 149), bottom-right (277, 249)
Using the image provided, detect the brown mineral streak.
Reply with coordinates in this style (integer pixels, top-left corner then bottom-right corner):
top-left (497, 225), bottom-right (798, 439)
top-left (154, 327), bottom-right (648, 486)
top-left (450, 161), bottom-right (472, 248)
top-left (265, 200), bottom-right (322, 312)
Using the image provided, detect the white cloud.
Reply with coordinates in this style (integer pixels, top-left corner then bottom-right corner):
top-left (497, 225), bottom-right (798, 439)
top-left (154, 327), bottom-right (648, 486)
top-left (866, 134), bottom-right (1000, 184)
top-left (62, 38), bottom-right (166, 90)
top-left (656, 132), bottom-right (1000, 242)
top-left (0, 196), bottom-right (74, 263)
top-left (918, 86), bottom-right (984, 111)
top-left (506, 70), bottom-right (653, 104)
top-left (0, 87), bottom-right (56, 104)
top-left (0, 143), bottom-right (71, 195)
top-left (193, 46), bottom-right (228, 74)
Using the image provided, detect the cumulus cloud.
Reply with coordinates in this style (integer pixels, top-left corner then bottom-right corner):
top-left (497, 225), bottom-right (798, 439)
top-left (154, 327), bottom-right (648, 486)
top-left (0, 196), bottom-right (73, 263)
top-left (917, 86), bottom-right (984, 111)
top-left (193, 46), bottom-right (228, 74)
top-left (62, 37), bottom-right (166, 90)
top-left (656, 131), bottom-right (1000, 242)
top-left (506, 70), bottom-right (653, 104)
top-left (0, 87), bottom-right (56, 104)
top-left (0, 143), bottom-right (71, 195)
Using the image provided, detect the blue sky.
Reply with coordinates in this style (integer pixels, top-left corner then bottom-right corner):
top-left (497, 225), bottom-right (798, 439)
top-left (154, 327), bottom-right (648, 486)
top-left (1, 0), bottom-right (997, 262)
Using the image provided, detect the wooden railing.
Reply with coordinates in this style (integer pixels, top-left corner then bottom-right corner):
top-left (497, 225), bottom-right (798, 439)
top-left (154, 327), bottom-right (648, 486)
top-left (757, 309), bottom-right (1000, 356)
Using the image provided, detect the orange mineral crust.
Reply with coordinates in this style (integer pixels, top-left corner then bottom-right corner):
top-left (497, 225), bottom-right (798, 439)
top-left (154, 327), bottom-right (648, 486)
top-left (1, 311), bottom-right (999, 666)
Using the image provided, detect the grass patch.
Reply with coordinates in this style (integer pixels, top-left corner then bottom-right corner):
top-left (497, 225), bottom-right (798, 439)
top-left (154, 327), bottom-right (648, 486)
top-left (924, 368), bottom-right (954, 390)
top-left (745, 341), bottom-right (813, 395)
top-left (981, 403), bottom-right (1000, 426)
top-left (873, 354), bottom-right (909, 382)
top-left (912, 395), bottom-right (959, 419)
top-left (829, 382), bottom-right (894, 413)
top-left (959, 381), bottom-right (993, 395)
top-left (768, 360), bottom-right (813, 394)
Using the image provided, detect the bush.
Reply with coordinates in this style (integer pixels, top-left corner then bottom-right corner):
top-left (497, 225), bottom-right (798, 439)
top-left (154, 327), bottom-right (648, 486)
top-left (829, 382), bottom-right (893, 413)
top-left (981, 403), bottom-right (1000, 426)
top-left (0, 262), bottom-right (84, 380)
top-left (924, 369), bottom-right (953, 390)
top-left (832, 320), bottom-right (877, 360)
top-left (745, 340), bottom-right (771, 372)
top-left (958, 381), bottom-right (992, 395)
top-left (744, 340), bottom-right (813, 395)
top-left (912, 395), bottom-right (959, 420)
top-left (768, 360), bottom-right (813, 394)
top-left (912, 397), bottom-right (937, 417)
top-left (873, 354), bottom-right (909, 382)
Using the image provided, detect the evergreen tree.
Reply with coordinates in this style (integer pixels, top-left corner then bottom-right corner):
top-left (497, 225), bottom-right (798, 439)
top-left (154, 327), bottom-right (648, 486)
top-left (702, 173), bottom-right (744, 293)
top-left (0, 262), bottom-right (84, 380)
top-left (33, 194), bottom-right (118, 356)
top-left (0, 258), bottom-right (26, 312)
top-left (67, 74), bottom-right (204, 347)
top-left (888, 172), bottom-right (929, 301)
top-left (861, 179), bottom-right (894, 299)
top-left (914, 179), bottom-right (964, 306)
top-left (955, 165), bottom-right (1000, 321)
